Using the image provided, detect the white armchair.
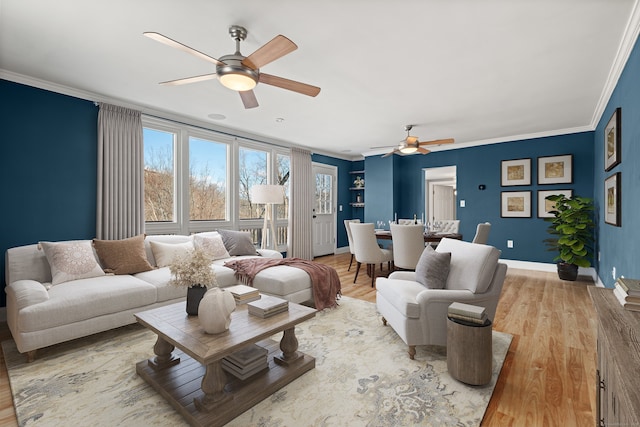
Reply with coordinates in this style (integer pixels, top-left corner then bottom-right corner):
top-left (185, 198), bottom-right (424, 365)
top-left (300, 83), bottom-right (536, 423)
top-left (390, 223), bottom-right (425, 270)
top-left (376, 238), bottom-right (507, 359)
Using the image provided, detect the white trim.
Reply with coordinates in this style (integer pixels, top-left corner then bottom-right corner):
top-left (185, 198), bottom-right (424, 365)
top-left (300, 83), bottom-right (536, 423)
top-left (500, 259), bottom-right (598, 283)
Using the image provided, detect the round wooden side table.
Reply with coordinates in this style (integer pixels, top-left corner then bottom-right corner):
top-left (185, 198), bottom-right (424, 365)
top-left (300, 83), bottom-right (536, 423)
top-left (446, 316), bottom-right (493, 385)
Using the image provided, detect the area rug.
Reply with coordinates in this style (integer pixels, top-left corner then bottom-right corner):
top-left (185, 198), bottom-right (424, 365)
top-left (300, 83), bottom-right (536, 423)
top-left (3, 297), bottom-right (511, 427)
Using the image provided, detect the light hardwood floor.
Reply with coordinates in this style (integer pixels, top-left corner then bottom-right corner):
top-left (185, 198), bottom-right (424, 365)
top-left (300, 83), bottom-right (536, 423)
top-left (0, 253), bottom-right (597, 426)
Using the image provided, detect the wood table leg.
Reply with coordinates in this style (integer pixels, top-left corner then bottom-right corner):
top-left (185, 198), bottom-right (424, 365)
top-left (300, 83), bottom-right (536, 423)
top-left (194, 360), bottom-right (231, 412)
top-left (274, 327), bottom-right (303, 366)
top-left (148, 336), bottom-right (180, 370)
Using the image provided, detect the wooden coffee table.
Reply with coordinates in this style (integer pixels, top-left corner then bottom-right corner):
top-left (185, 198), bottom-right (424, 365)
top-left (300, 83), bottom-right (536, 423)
top-left (135, 299), bottom-right (317, 427)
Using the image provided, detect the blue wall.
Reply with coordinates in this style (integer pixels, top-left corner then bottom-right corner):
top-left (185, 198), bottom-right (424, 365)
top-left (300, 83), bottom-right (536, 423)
top-left (594, 32), bottom-right (640, 287)
top-left (0, 80), bottom-right (98, 305)
top-left (365, 132), bottom-right (595, 263)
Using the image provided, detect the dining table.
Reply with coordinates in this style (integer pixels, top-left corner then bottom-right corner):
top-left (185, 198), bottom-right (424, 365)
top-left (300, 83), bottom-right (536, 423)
top-left (374, 229), bottom-right (463, 243)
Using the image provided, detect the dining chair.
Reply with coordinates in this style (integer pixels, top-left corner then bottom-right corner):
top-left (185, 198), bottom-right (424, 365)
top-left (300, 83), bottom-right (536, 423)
top-left (390, 223), bottom-right (425, 270)
top-left (344, 219), bottom-right (361, 271)
top-left (472, 222), bottom-right (491, 244)
top-left (350, 223), bottom-right (394, 287)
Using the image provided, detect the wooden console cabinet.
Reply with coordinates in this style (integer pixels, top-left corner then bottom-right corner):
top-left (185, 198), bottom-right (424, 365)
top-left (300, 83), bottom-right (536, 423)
top-left (589, 287), bottom-right (640, 426)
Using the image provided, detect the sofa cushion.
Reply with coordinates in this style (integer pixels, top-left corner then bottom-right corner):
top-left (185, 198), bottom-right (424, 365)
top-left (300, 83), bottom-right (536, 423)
top-left (93, 234), bottom-right (154, 275)
top-left (133, 267), bottom-right (188, 302)
top-left (435, 238), bottom-right (501, 293)
top-left (39, 241), bottom-right (105, 286)
top-left (193, 234), bottom-right (230, 260)
top-left (149, 240), bottom-right (194, 267)
top-left (414, 245), bottom-right (451, 289)
top-left (17, 275), bottom-right (157, 332)
top-left (218, 229), bottom-right (258, 256)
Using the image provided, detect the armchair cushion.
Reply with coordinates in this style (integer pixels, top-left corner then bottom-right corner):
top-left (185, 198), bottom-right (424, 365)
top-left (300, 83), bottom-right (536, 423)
top-left (414, 245), bottom-right (450, 289)
top-left (435, 238), bottom-right (500, 293)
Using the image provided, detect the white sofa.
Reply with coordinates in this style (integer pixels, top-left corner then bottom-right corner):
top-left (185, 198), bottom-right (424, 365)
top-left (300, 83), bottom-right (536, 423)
top-left (5, 233), bottom-right (314, 359)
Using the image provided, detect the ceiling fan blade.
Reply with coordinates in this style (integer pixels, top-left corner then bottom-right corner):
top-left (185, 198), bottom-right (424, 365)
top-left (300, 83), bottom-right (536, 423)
top-left (417, 147), bottom-right (431, 154)
top-left (259, 73), bottom-right (321, 97)
top-left (382, 148), bottom-right (400, 158)
top-left (418, 138), bottom-right (455, 146)
top-left (143, 32), bottom-right (224, 66)
top-left (239, 90), bottom-right (259, 109)
top-left (242, 35), bottom-right (297, 69)
top-left (159, 73), bottom-right (218, 86)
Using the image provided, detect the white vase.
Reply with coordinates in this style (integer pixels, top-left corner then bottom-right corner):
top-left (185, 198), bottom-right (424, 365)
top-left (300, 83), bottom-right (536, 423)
top-left (198, 288), bottom-right (236, 334)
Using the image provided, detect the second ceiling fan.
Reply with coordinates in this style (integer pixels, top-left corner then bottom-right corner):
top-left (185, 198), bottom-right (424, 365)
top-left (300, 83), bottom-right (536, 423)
top-left (380, 125), bottom-right (454, 157)
top-left (144, 25), bottom-right (321, 109)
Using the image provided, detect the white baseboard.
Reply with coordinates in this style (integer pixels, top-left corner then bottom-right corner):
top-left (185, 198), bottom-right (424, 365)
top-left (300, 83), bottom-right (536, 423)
top-left (500, 259), bottom-right (599, 284)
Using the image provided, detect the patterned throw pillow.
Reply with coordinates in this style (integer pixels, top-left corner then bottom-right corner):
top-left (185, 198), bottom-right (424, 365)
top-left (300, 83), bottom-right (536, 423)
top-left (93, 234), bottom-right (154, 275)
top-left (40, 240), bottom-right (106, 285)
top-left (217, 229), bottom-right (258, 256)
top-left (193, 234), bottom-right (230, 260)
top-left (414, 245), bottom-right (451, 289)
top-left (149, 240), bottom-right (194, 267)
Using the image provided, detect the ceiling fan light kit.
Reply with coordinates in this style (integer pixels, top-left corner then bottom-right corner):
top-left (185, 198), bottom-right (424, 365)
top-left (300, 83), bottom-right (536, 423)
top-left (381, 125), bottom-right (455, 157)
top-left (144, 24), bottom-right (320, 109)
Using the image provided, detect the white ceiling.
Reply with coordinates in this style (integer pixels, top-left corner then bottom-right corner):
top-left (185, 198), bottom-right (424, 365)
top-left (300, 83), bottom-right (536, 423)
top-left (1, 0), bottom-right (638, 159)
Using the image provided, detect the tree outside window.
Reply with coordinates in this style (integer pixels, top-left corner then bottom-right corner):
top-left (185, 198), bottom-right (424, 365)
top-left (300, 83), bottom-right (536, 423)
top-left (189, 137), bottom-right (227, 221)
top-left (143, 128), bottom-right (175, 222)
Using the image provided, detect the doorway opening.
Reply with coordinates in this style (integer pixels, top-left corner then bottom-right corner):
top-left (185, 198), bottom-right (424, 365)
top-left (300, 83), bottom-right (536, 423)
top-left (424, 166), bottom-right (457, 224)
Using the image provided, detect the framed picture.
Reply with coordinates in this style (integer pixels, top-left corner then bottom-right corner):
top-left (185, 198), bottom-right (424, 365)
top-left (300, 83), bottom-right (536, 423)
top-left (605, 172), bottom-right (621, 226)
top-left (538, 154), bottom-right (573, 184)
top-left (501, 158), bottom-right (531, 186)
top-left (605, 107), bottom-right (621, 171)
top-left (501, 191), bottom-right (531, 218)
top-left (537, 189), bottom-right (573, 218)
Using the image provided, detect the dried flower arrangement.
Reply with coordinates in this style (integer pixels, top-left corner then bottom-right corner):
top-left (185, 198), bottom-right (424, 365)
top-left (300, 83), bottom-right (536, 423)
top-left (169, 248), bottom-right (217, 288)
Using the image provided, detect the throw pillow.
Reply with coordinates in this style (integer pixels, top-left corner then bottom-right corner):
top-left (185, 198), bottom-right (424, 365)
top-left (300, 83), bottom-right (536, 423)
top-left (40, 240), bottom-right (106, 286)
top-left (414, 245), bottom-right (451, 289)
top-left (93, 234), bottom-right (154, 275)
top-left (217, 229), bottom-right (258, 256)
top-left (193, 234), bottom-right (230, 260)
top-left (149, 240), bottom-right (194, 268)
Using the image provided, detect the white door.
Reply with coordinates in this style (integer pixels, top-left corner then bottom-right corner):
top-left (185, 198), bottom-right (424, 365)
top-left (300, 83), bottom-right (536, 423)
top-left (433, 185), bottom-right (455, 220)
top-left (312, 164), bottom-right (336, 257)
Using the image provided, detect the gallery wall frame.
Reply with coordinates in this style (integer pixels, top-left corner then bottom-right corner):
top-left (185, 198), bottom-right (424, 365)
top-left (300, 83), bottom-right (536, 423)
top-left (501, 158), bottom-right (531, 186)
top-left (537, 189), bottom-right (573, 218)
top-left (605, 172), bottom-right (621, 226)
top-left (605, 107), bottom-right (621, 171)
top-left (501, 191), bottom-right (531, 218)
top-left (538, 154), bottom-right (573, 185)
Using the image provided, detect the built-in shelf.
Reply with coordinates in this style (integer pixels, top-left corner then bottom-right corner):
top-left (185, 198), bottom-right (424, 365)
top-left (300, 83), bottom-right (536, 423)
top-left (349, 171), bottom-right (365, 208)
top-left (349, 187), bottom-right (365, 191)
top-left (349, 170), bottom-right (365, 174)
top-left (349, 203), bottom-right (365, 208)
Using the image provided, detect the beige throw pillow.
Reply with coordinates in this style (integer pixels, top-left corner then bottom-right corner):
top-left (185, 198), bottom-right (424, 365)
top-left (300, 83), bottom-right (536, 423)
top-left (414, 245), bottom-right (451, 289)
top-left (193, 234), bottom-right (230, 260)
top-left (149, 240), bottom-right (194, 267)
top-left (93, 234), bottom-right (154, 275)
top-left (40, 240), bottom-right (106, 285)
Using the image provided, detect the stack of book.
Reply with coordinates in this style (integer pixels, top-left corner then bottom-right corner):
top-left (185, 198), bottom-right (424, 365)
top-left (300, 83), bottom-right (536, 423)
top-left (447, 302), bottom-right (489, 326)
top-left (247, 295), bottom-right (289, 318)
top-left (221, 344), bottom-right (269, 380)
top-left (225, 284), bottom-right (261, 304)
top-left (613, 277), bottom-right (640, 312)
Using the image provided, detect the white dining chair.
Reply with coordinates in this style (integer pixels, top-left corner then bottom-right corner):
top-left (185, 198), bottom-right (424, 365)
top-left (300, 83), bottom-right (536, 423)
top-left (350, 223), bottom-right (394, 287)
top-left (390, 223), bottom-right (425, 270)
top-left (472, 222), bottom-right (491, 244)
top-left (344, 219), bottom-right (360, 271)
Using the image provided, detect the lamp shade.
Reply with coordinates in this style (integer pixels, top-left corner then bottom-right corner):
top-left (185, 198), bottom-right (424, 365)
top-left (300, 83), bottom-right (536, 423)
top-left (250, 185), bottom-right (285, 204)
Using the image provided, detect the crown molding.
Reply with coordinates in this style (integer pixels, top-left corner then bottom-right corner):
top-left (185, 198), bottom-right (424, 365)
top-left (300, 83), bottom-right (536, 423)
top-left (591, 0), bottom-right (640, 127)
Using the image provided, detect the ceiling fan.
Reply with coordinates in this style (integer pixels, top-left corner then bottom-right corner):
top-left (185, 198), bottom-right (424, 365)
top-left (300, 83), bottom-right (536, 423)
top-left (143, 25), bottom-right (321, 109)
top-left (378, 125), bottom-right (455, 158)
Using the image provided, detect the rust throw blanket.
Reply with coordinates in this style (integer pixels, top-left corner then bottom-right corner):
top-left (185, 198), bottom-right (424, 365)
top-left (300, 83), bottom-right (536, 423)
top-left (224, 258), bottom-right (341, 310)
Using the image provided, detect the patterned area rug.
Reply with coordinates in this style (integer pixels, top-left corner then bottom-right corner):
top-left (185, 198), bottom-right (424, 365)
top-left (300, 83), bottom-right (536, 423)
top-left (3, 297), bottom-right (511, 427)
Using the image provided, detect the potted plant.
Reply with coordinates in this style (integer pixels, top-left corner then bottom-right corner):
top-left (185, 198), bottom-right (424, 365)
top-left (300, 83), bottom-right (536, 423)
top-left (543, 194), bottom-right (595, 281)
top-left (169, 248), bottom-right (218, 315)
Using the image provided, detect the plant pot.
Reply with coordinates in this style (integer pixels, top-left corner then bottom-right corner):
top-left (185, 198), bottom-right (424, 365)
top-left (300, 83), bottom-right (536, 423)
top-left (186, 285), bottom-right (207, 315)
top-left (198, 288), bottom-right (236, 334)
top-left (557, 262), bottom-right (578, 281)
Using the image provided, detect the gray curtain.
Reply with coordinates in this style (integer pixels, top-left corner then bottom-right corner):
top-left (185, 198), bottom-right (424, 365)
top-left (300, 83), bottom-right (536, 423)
top-left (288, 147), bottom-right (314, 259)
top-left (96, 103), bottom-right (144, 240)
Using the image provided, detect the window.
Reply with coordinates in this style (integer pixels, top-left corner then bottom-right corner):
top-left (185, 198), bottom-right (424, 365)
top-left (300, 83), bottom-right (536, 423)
top-left (189, 136), bottom-right (227, 221)
top-left (315, 172), bottom-right (333, 214)
top-left (143, 128), bottom-right (175, 222)
top-left (142, 116), bottom-right (289, 243)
